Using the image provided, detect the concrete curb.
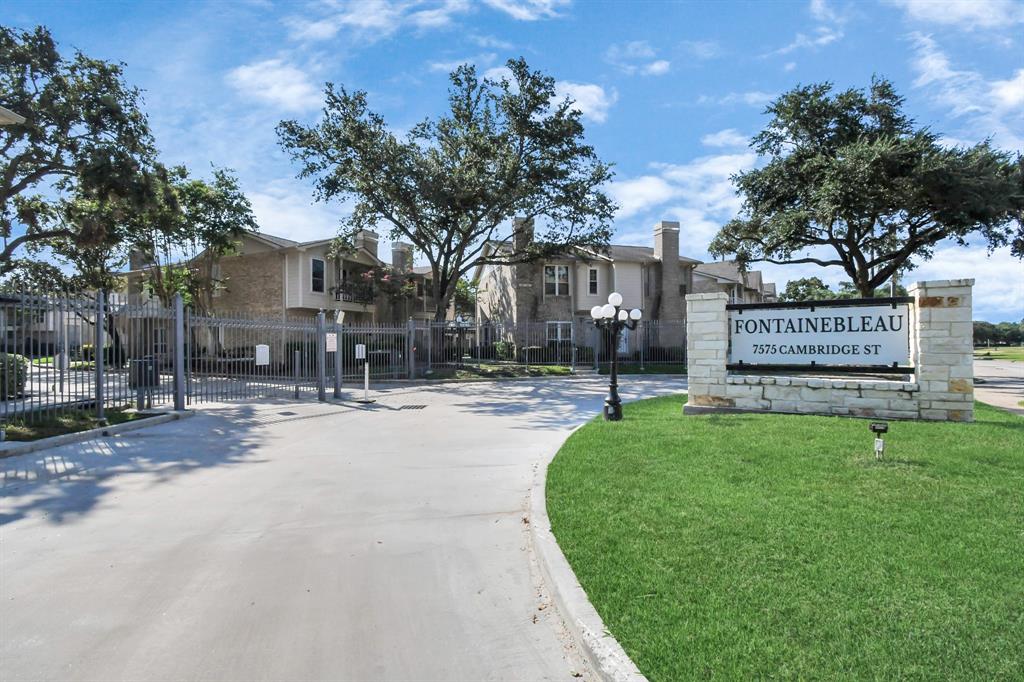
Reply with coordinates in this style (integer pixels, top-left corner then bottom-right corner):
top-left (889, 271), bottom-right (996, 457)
top-left (0, 411), bottom-right (194, 459)
top-left (529, 426), bottom-right (649, 682)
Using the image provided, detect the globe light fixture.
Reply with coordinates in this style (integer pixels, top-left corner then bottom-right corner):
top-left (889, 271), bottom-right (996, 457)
top-left (590, 292), bottom-right (642, 421)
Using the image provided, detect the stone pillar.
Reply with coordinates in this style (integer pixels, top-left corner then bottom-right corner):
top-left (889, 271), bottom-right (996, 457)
top-left (910, 279), bottom-right (975, 422)
top-left (683, 292), bottom-right (730, 414)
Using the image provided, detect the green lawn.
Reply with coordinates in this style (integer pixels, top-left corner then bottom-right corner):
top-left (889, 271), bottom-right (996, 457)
top-left (598, 363), bottom-right (687, 375)
top-left (974, 347), bottom-right (1024, 362)
top-left (547, 397), bottom-right (1024, 681)
top-left (3, 407), bottom-right (147, 442)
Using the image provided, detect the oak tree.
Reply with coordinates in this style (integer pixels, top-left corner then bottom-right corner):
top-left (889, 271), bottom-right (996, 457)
top-left (278, 58), bottom-right (615, 320)
top-left (710, 78), bottom-right (1023, 297)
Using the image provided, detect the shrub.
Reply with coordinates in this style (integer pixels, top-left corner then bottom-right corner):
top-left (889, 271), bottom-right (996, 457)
top-left (78, 343), bottom-right (126, 367)
top-left (493, 340), bottom-right (515, 361)
top-left (1, 352), bottom-right (27, 398)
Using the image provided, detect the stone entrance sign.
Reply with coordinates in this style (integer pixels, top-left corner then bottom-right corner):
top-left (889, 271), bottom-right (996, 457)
top-left (684, 279), bottom-right (974, 422)
top-left (729, 300), bottom-right (912, 369)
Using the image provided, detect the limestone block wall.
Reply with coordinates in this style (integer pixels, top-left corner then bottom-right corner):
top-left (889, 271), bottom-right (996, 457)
top-left (684, 293), bottom-right (730, 407)
top-left (909, 279), bottom-right (974, 421)
top-left (684, 279), bottom-right (974, 422)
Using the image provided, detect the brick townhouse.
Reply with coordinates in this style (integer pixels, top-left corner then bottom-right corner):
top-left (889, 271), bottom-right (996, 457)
top-left (126, 229), bottom-right (437, 324)
top-left (473, 219), bottom-right (777, 330)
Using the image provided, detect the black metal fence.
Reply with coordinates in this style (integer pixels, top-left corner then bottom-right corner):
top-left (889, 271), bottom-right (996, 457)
top-left (1, 289), bottom-right (687, 429)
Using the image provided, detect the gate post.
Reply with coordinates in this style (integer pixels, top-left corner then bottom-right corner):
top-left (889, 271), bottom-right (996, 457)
top-left (406, 318), bottom-right (416, 379)
top-left (173, 293), bottom-right (186, 411)
top-left (333, 315), bottom-right (342, 398)
top-left (94, 290), bottom-right (106, 423)
top-left (316, 311), bottom-right (327, 402)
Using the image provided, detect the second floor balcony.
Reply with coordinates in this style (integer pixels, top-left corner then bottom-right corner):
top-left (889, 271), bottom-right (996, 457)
top-left (335, 281), bottom-right (375, 305)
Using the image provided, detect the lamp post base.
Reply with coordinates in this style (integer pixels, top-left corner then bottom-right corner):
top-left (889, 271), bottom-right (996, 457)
top-left (604, 398), bottom-right (622, 421)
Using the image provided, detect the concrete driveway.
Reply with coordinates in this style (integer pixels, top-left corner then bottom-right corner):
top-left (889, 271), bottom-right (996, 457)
top-left (974, 359), bottom-right (1024, 415)
top-left (1, 376), bottom-right (685, 682)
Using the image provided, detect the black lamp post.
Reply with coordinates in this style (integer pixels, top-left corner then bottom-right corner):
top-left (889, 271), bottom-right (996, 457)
top-left (590, 292), bottom-right (642, 421)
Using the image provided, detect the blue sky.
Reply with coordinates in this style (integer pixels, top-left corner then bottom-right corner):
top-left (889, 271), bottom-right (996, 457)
top-left (3, 0), bottom-right (1023, 320)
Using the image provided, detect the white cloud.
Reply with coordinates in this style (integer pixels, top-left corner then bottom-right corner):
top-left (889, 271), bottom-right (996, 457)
top-left (606, 41), bottom-right (672, 76)
top-left (481, 0), bottom-right (570, 21)
top-left (225, 59), bottom-right (322, 112)
top-left (428, 53), bottom-right (496, 73)
top-left (609, 176), bottom-right (679, 219)
top-left (681, 39), bottom-right (721, 60)
top-left (885, 0), bottom-right (1024, 30)
top-left (766, 0), bottom-right (845, 58)
top-left (990, 69), bottom-right (1024, 109)
top-left (248, 178), bottom-right (347, 243)
top-left (483, 65), bottom-right (515, 82)
top-left (554, 81), bottom-right (618, 123)
top-left (697, 91), bottom-right (775, 107)
top-left (809, 0), bottom-right (840, 23)
top-left (784, 61), bottom-right (797, 72)
top-left (286, 0), bottom-right (403, 42)
top-left (286, 0), bottom-right (565, 44)
top-left (700, 128), bottom-right (749, 148)
top-left (409, 0), bottom-right (471, 28)
top-left (909, 33), bottom-right (1024, 149)
top-left (609, 152), bottom-right (755, 244)
top-left (769, 26), bottom-right (843, 56)
top-left (642, 60), bottom-right (671, 76)
top-left (469, 33), bottom-right (515, 50)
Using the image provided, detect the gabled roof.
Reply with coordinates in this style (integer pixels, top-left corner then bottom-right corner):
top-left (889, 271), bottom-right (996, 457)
top-left (694, 261), bottom-right (744, 284)
top-left (242, 231), bottom-right (384, 266)
top-left (247, 232), bottom-right (299, 249)
top-left (0, 105), bottom-right (25, 125)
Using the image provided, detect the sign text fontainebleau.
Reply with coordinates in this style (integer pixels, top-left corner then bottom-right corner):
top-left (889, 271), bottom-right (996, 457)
top-left (728, 300), bottom-right (911, 369)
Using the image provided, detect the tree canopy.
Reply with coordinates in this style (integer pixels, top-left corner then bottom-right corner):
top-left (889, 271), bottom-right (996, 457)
top-left (779, 276), bottom-right (835, 302)
top-left (278, 58), bottom-right (615, 319)
top-left (709, 77), bottom-right (1023, 297)
top-left (0, 25), bottom-right (161, 273)
top-left (134, 166), bottom-right (258, 313)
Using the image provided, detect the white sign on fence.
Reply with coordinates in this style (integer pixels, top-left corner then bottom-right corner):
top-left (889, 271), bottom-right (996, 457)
top-left (355, 343), bottom-right (366, 360)
top-left (255, 344), bottom-right (270, 366)
top-left (325, 333), bottom-right (337, 353)
top-left (729, 303), bottom-right (910, 367)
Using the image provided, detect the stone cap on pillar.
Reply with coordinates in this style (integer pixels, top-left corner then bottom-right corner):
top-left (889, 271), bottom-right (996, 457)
top-left (908, 278), bottom-right (975, 292)
top-left (685, 292), bottom-right (730, 301)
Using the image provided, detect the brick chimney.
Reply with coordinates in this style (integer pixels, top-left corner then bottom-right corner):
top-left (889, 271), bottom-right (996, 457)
top-left (512, 217), bottom-right (536, 325)
top-left (391, 242), bottom-right (413, 272)
top-left (654, 221), bottom-right (684, 319)
top-left (512, 216), bottom-right (534, 253)
top-left (354, 230), bottom-right (379, 260)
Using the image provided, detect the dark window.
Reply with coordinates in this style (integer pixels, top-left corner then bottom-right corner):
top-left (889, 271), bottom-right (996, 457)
top-left (545, 265), bottom-right (569, 296)
top-left (588, 268), bottom-right (598, 295)
top-left (679, 284), bottom-right (687, 297)
top-left (311, 258), bottom-right (325, 293)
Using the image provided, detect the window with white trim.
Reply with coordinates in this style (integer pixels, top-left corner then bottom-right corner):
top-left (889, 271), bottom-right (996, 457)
top-left (544, 265), bottom-right (569, 296)
top-left (588, 268), bottom-right (598, 295)
top-left (311, 258), bottom-right (325, 293)
top-left (546, 321), bottom-right (572, 344)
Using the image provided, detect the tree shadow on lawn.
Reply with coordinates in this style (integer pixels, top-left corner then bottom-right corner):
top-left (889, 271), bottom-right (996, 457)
top-left (0, 400), bottom-right (367, 527)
